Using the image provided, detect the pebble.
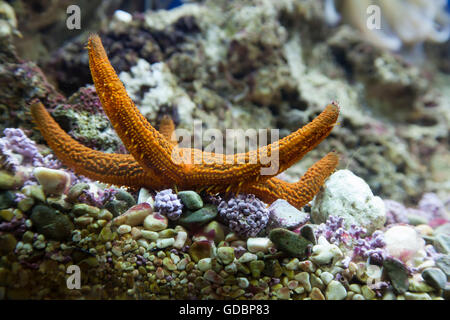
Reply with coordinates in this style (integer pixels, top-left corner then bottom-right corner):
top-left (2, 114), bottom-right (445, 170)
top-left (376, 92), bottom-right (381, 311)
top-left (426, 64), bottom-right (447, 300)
top-left (320, 272), bottom-right (334, 285)
top-left (275, 287), bottom-right (290, 300)
top-left (141, 230), bottom-right (159, 241)
top-left (178, 204), bottom-right (218, 227)
top-left (352, 294), bottom-right (365, 300)
top-left (383, 257), bottom-right (409, 294)
top-left (349, 284), bottom-right (361, 294)
top-left (247, 237), bottom-right (274, 253)
top-left (117, 224), bottom-right (132, 234)
top-left (22, 185), bottom-right (45, 202)
top-left (310, 236), bottom-right (343, 265)
top-left (404, 292), bottom-right (431, 300)
top-left (238, 252), bottom-right (258, 263)
top-left (0, 170), bottom-right (18, 190)
top-left (131, 227), bottom-right (142, 239)
top-left (173, 231), bottom-right (187, 249)
top-left (156, 238), bottom-right (175, 248)
top-left (72, 203), bottom-right (100, 217)
top-left (285, 258), bottom-right (299, 271)
top-left (0, 191), bottom-right (15, 210)
top-left (310, 287), bottom-right (325, 300)
top-left (217, 247), bottom-right (235, 265)
top-left (269, 228), bottom-right (312, 258)
top-left (433, 233), bottom-right (450, 254)
top-left (189, 240), bottom-right (214, 263)
top-left (203, 270), bottom-right (224, 284)
top-left (33, 167), bottom-right (71, 196)
top-left (422, 268), bottom-right (447, 290)
top-left (143, 212), bottom-right (168, 231)
top-left (435, 255), bottom-right (450, 279)
top-left (294, 272), bottom-right (311, 292)
top-left (178, 191), bottom-right (203, 210)
top-left (361, 285), bottom-right (376, 299)
top-left (0, 233), bottom-right (17, 254)
top-left (137, 188), bottom-right (153, 205)
top-left (310, 274), bottom-right (325, 290)
top-left (249, 260), bottom-right (265, 278)
top-left (237, 277), bottom-right (249, 289)
top-left (198, 258), bottom-right (212, 272)
top-left (116, 203), bottom-right (152, 226)
top-left (299, 224), bottom-right (317, 244)
top-left (30, 205), bottom-right (74, 241)
top-left (325, 280), bottom-right (347, 300)
top-left (201, 221), bottom-right (225, 244)
top-left (267, 199), bottom-right (309, 230)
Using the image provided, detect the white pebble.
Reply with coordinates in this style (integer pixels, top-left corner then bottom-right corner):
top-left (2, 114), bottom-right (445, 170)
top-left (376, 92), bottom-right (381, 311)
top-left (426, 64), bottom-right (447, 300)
top-left (118, 224), bottom-right (132, 234)
top-left (247, 237), bottom-right (274, 253)
top-left (156, 238), bottom-right (175, 249)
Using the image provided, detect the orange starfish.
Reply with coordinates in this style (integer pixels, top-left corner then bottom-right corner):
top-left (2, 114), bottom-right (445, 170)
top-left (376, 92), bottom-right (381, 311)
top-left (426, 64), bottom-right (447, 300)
top-left (31, 34), bottom-right (340, 209)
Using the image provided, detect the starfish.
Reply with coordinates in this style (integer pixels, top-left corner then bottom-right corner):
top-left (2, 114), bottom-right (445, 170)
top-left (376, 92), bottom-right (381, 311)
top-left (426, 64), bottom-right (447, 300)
top-left (30, 34), bottom-right (340, 209)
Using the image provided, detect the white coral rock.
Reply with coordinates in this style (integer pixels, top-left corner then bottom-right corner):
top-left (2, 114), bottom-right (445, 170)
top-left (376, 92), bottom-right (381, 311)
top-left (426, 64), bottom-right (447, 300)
top-left (310, 236), bottom-right (343, 265)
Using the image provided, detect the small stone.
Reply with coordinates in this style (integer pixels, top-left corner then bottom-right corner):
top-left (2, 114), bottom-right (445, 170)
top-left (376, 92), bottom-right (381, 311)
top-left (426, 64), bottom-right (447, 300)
top-left (74, 215), bottom-right (94, 226)
top-left (178, 191), bottom-right (203, 210)
top-left (383, 257), bottom-right (409, 294)
top-left (407, 214), bottom-right (428, 226)
top-left (178, 204), bottom-right (218, 228)
top-left (267, 199), bottom-right (309, 230)
top-left (0, 233), bottom-right (17, 254)
top-left (422, 268), bottom-right (447, 290)
top-left (310, 236), bottom-right (343, 265)
top-left (434, 233), bottom-right (450, 254)
top-left (118, 203), bottom-right (152, 226)
top-left (198, 258), bottom-right (212, 272)
top-left (189, 240), bottom-right (213, 263)
top-left (156, 238), bottom-right (175, 248)
top-left (117, 224), bottom-right (132, 234)
top-left (201, 221), bottom-right (225, 244)
top-left (137, 188), bottom-right (153, 205)
top-left (72, 203), bottom-right (100, 217)
top-left (158, 228), bottom-right (177, 238)
top-left (131, 227), bottom-right (142, 239)
top-left (217, 247), bottom-right (235, 265)
top-left (384, 225), bottom-right (425, 263)
top-left (203, 270), bottom-right (224, 284)
top-left (408, 279), bottom-right (434, 293)
top-left (0, 170), bottom-right (18, 190)
top-left (33, 167), bottom-right (71, 196)
top-left (299, 224), bottom-right (317, 244)
top-left (310, 287), bottom-right (325, 300)
top-left (30, 205), bottom-right (74, 241)
top-left (285, 258), bottom-right (299, 271)
top-left (352, 294), bottom-right (365, 300)
top-left (115, 189), bottom-right (136, 208)
top-left (237, 277), bottom-right (249, 288)
top-left (0, 191), bottom-right (14, 210)
top-left (320, 272), bottom-right (334, 285)
top-left (98, 209), bottom-right (113, 220)
top-left (143, 212), bottom-right (168, 231)
top-left (435, 255), bottom-right (450, 280)
top-left (0, 208), bottom-right (14, 221)
top-left (295, 272), bottom-right (311, 292)
top-left (310, 274), bottom-right (325, 290)
top-left (66, 183), bottom-right (90, 202)
top-left (275, 287), bottom-right (290, 300)
top-left (141, 230), bottom-right (159, 241)
top-left (22, 185), bottom-right (45, 202)
top-left (173, 231), bottom-right (187, 249)
top-left (404, 292), bottom-right (431, 300)
top-left (98, 224), bottom-right (117, 242)
top-left (414, 224), bottom-right (434, 236)
top-left (247, 237), bottom-right (274, 253)
top-left (326, 280), bottom-right (347, 300)
top-left (249, 260), bottom-right (265, 278)
top-left (105, 199), bottom-right (128, 217)
top-left (349, 284), bottom-right (361, 294)
top-left (269, 228), bottom-right (312, 258)
top-left (17, 197), bottom-right (34, 212)
top-left (361, 285), bottom-right (376, 299)
top-left (263, 259), bottom-right (282, 278)
top-left (238, 252), bottom-right (258, 263)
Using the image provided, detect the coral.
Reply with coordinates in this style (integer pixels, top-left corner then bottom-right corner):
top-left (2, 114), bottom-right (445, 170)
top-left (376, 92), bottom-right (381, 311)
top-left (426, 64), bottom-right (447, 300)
top-left (384, 199), bottom-right (409, 225)
top-left (154, 189), bottom-right (183, 221)
top-left (0, 128), bottom-right (60, 172)
top-left (218, 194), bottom-right (269, 238)
top-left (0, 216), bottom-right (27, 237)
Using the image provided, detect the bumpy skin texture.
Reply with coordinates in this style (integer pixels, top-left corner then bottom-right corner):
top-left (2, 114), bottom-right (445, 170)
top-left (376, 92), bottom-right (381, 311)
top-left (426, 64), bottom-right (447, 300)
top-left (87, 34), bottom-right (339, 191)
top-left (31, 34), bottom-right (340, 209)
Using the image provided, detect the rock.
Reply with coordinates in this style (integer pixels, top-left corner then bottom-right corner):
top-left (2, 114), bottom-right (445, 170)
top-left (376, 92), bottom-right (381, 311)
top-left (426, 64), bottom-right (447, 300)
top-left (295, 272), bottom-right (312, 292)
top-left (173, 231), bottom-right (187, 249)
top-left (361, 285), bottom-right (376, 299)
top-left (0, 233), bottom-right (17, 254)
top-left (0, 191), bottom-right (14, 210)
top-left (311, 170), bottom-right (386, 235)
top-left (310, 236), bottom-right (343, 265)
top-left (30, 205), bottom-right (74, 241)
top-left (263, 259), bottom-right (282, 278)
top-left (383, 257), bottom-right (409, 294)
top-left (72, 203), bottom-right (100, 217)
top-left (326, 280), bottom-right (347, 300)
top-left (114, 203), bottom-right (152, 226)
top-left (117, 224), bottom-right (132, 234)
top-left (22, 185), bottom-right (45, 202)
top-left (247, 237), bottom-right (274, 253)
top-left (299, 224), bottom-right (317, 244)
top-left (156, 238), bottom-right (175, 248)
top-left (178, 204), bottom-right (217, 228)
top-left (98, 224), bottom-right (117, 242)
top-left (66, 183), bottom-right (90, 202)
top-left (249, 260), bottom-right (264, 278)
top-left (178, 191), bottom-right (203, 210)
top-left (238, 252), bottom-right (257, 263)
top-left (408, 279), bottom-right (434, 293)
top-left (137, 188), bottom-right (153, 205)
top-left (435, 255), bottom-right (450, 280)
top-left (141, 230), bottom-right (159, 241)
top-left (0, 208), bottom-right (14, 221)
top-left (310, 287), bottom-right (325, 300)
top-left (269, 228), bottom-right (312, 258)
top-left (433, 233), bottom-right (450, 254)
top-left (201, 221), bottom-right (225, 244)
top-left (310, 274), bottom-right (325, 290)
top-left (198, 258), bottom-right (212, 272)
top-left (320, 272), bottom-right (334, 285)
top-left (115, 189), bottom-right (136, 208)
top-left (267, 199), bottom-right (309, 230)
top-left (189, 240), bottom-right (213, 263)
top-left (33, 167), bottom-right (71, 196)
top-left (384, 225), bottom-right (425, 263)
top-left (143, 212), bottom-right (168, 231)
top-left (407, 214), bottom-right (428, 226)
top-left (217, 247), bottom-right (235, 265)
top-left (0, 170), bottom-right (19, 190)
top-left (404, 292), bottom-right (431, 300)
top-left (434, 223), bottom-right (450, 236)
top-left (422, 268), bottom-right (447, 290)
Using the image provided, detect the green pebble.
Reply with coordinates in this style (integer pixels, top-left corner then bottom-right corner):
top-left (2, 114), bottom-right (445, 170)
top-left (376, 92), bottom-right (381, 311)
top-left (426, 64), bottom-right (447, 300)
top-left (178, 191), bottom-right (203, 210)
top-left (115, 189), bottom-right (136, 208)
top-left (262, 259), bottom-right (282, 278)
top-left (434, 233), bottom-right (450, 254)
top-left (30, 205), bottom-right (74, 241)
top-left (105, 199), bottom-right (129, 217)
top-left (17, 197), bottom-right (34, 212)
top-left (422, 268), bottom-right (447, 290)
top-left (0, 233), bottom-right (17, 254)
top-left (66, 183), bottom-right (90, 202)
top-left (72, 203), bottom-right (100, 217)
top-left (179, 204), bottom-right (218, 227)
top-left (250, 260), bottom-right (265, 278)
top-left (269, 228), bottom-right (312, 258)
top-left (0, 191), bottom-right (15, 210)
top-left (383, 257), bottom-right (409, 294)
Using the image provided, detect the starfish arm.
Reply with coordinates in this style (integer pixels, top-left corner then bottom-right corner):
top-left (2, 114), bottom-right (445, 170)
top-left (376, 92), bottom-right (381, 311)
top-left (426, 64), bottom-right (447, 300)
top-left (87, 34), bottom-right (339, 190)
top-left (87, 34), bottom-right (185, 183)
top-left (159, 115), bottom-right (177, 146)
top-left (243, 152), bottom-right (339, 209)
top-left (30, 101), bottom-right (169, 189)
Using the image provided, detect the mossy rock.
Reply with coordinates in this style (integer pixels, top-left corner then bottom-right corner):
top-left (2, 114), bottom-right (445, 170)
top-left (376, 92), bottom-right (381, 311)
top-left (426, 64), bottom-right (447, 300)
top-left (30, 205), bottom-right (74, 241)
